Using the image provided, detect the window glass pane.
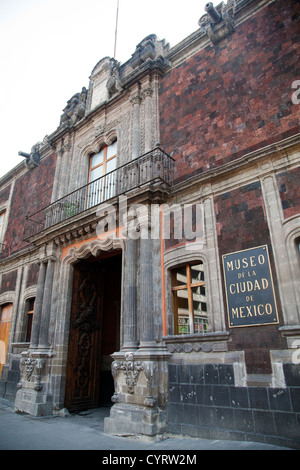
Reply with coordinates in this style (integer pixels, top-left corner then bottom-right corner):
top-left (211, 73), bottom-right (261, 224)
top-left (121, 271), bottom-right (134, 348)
top-left (194, 316), bottom-right (208, 333)
top-left (191, 263), bottom-right (204, 283)
top-left (173, 266), bottom-right (187, 287)
top-left (90, 165), bottom-right (103, 182)
top-left (192, 286), bottom-right (208, 333)
top-left (106, 156), bottom-right (117, 174)
top-left (107, 141), bottom-right (117, 159)
top-left (91, 150), bottom-right (104, 169)
top-left (175, 289), bottom-right (190, 334)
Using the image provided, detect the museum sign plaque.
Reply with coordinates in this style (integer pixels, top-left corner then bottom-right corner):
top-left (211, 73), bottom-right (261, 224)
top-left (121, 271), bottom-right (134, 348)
top-left (222, 245), bottom-right (279, 328)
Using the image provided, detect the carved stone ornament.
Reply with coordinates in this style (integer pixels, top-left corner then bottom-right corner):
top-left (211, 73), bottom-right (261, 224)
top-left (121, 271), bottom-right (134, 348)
top-left (18, 352), bottom-right (46, 391)
top-left (59, 87), bottom-right (87, 128)
top-left (112, 352), bottom-right (144, 394)
top-left (18, 142), bottom-right (42, 170)
top-left (199, 0), bottom-right (236, 45)
top-left (106, 59), bottom-right (123, 96)
top-left (111, 353), bottom-right (158, 407)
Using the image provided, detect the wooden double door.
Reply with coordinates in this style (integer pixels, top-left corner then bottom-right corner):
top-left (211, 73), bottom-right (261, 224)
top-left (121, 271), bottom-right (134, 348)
top-left (65, 253), bottom-right (121, 412)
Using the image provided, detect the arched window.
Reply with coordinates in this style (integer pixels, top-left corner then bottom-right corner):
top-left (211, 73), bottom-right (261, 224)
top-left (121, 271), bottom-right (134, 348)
top-left (25, 298), bottom-right (35, 343)
top-left (171, 261), bottom-right (208, 335)
top-left (89, 140), bottom-right (117, 205)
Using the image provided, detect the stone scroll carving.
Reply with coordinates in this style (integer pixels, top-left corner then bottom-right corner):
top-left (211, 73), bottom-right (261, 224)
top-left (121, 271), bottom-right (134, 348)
top-left (18, 352), bottom-right (46, 392)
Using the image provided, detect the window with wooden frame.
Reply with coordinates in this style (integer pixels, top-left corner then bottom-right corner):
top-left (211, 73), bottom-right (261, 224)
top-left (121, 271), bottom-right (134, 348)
top-left (89, 140), bottom-right (117, 206)
top-left (171, 262), bottom-right (208, 335)
top-left (25, 298), bottom-right (35, 343)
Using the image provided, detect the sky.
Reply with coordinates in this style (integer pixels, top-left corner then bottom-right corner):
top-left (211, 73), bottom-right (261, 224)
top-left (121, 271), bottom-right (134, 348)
top-left (0, 0), bottom-right (209, 178)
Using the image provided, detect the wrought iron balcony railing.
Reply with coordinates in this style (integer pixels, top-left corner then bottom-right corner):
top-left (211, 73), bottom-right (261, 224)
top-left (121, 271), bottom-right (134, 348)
top-left (23, 147), bottom-right (174, 241)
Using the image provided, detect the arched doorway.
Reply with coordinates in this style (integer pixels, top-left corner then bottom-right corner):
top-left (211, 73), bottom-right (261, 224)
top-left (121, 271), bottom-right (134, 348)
top-left (64, 251), bottom-right (122, 412)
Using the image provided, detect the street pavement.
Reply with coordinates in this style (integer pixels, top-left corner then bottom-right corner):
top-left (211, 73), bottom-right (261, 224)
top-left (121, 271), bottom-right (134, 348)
top-left (0, 397), bottom-right (293, 452)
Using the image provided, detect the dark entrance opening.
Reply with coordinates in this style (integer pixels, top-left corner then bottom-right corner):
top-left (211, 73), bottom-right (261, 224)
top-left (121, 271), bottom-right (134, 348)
top-left (65, 251), bottom-right (122, 412)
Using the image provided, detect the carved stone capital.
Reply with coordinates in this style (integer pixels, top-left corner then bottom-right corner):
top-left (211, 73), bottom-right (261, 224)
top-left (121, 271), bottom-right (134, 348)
top-left (142, 87), bottom-right (153, 100)
top-left (130, 95), bottom-right (141, 106)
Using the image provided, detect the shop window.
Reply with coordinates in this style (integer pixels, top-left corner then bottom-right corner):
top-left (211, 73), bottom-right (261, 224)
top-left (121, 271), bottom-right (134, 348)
top-left (89, 140), bottom-right (117, 205)
top-left (171, 262), bottom-right (208, 334)
top-left (25, 298), bottom-right (35, 343)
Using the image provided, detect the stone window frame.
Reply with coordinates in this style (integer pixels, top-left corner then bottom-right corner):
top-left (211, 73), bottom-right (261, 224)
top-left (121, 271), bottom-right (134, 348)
top-left (164, 245), bottom-right (227, 340)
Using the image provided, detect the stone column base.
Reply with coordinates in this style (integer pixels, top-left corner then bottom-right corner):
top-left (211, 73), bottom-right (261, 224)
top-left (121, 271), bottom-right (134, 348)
top-left (104, 402), bottom-right (167, 439)
top-left (14, 388), bottom-right (53, 416)
top-left (14, 348), bottom-right (54, 417)
top-left (104, 346), bottom-right (171, 439)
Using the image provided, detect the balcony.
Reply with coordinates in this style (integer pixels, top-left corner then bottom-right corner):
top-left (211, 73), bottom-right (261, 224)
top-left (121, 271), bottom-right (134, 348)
top-left (23, 147), bottom-right (174, 241)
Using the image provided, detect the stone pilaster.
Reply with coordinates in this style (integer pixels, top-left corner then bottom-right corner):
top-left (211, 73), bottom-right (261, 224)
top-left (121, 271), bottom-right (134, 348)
top-left (130, 85), bottom-right (141, 160)
top-left (142, 83), bottom-right (153, 153)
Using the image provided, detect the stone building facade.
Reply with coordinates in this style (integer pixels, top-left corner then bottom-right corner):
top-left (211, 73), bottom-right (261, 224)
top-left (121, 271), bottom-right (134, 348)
top-left (0, 0), bottom-right (299, 448)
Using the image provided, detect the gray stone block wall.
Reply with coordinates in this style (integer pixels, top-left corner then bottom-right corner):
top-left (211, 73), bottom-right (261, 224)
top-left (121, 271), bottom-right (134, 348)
top-left (167, 363), bottom-right (300, 449)
top-left (0, 359), bottom-right (20, 402)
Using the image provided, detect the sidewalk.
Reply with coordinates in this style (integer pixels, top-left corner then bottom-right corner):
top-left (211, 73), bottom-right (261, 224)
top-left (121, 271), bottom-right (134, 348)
top-left (0, 397), bottom-right (292, 451)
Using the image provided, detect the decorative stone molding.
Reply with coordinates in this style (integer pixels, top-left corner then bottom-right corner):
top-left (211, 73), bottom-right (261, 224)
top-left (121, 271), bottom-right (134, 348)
top-left (63, 237), bottom-right (124, 265)
top-left (163, 332), bottom-right (230, 354)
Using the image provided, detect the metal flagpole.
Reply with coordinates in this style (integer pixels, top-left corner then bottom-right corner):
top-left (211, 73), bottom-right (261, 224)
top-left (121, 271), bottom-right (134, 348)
top-left (114, 0), bottom-right (120, 59)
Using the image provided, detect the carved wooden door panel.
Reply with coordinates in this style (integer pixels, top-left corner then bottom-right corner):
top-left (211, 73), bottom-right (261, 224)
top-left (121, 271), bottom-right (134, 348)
top-left (65, 263), bottom-right (104, 412)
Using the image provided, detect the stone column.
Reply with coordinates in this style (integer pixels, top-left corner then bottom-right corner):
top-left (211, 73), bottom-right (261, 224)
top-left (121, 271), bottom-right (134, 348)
top-left (139, 220), bottom-right (155, 348)
top-left (38, 258), bottom-right (56, 348)
top-left (122, 237), bottom-right (139, 350)
top-left (30, 261), bottom-right (47, 349)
